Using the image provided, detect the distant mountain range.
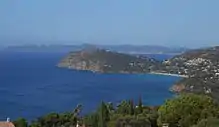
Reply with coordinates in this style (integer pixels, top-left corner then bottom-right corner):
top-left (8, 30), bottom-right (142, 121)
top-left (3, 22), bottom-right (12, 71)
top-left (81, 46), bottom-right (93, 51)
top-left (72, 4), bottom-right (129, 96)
top-left (2, 44), bottom-right (189, 54)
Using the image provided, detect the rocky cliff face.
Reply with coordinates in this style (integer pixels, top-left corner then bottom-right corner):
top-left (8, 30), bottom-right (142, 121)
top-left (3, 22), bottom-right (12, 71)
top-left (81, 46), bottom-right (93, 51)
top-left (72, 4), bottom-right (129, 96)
top-left (58, 50), bottom-right (103, 72)
top-left (169, 84), bottom-right (186, 93)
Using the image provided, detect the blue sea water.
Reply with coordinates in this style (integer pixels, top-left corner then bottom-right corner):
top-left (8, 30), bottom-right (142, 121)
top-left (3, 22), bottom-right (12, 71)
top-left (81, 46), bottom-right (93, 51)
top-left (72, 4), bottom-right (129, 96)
top-left (0, 52), bottom-right (180, 120)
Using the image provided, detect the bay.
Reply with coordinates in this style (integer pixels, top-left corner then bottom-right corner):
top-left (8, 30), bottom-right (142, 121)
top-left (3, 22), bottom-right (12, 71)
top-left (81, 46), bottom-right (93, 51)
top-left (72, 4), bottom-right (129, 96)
top-left (0, 52), bottom-right (180, 120)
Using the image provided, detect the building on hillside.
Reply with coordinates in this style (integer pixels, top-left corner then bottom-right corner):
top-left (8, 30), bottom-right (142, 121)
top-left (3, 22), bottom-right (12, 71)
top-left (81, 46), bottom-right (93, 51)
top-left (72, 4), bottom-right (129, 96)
top-left (162, 123), bottom-right (169, 127)
top-left (0, 118), bottom-right (15, 127)
top-left (76, 121), bottom-right (86, 127)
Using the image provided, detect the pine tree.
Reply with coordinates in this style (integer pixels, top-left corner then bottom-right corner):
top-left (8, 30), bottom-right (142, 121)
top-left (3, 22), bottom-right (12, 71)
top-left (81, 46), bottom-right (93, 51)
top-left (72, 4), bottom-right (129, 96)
top-left (129, 99), bottom-right (135, 115)
top-left (98, 101), bottom-right (109, 127)
top-left (138, 95), bottom-right (143, 114)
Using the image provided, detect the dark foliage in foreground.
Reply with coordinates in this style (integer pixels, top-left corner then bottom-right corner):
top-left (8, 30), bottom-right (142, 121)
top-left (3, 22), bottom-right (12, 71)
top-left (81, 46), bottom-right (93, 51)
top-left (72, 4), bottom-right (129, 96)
top-left (13, 94), bottom-right (219, 127)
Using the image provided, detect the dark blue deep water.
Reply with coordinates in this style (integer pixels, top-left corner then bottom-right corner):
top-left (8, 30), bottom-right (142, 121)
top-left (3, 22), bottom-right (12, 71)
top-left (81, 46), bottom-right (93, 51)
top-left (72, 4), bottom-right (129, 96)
top-left (0, 52), bottom-right (180, 120)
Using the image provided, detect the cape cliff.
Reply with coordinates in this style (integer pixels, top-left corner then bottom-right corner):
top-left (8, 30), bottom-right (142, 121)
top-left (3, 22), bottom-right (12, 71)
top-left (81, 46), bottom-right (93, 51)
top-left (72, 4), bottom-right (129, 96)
top-left (58, 48), bottom-right (162, 73)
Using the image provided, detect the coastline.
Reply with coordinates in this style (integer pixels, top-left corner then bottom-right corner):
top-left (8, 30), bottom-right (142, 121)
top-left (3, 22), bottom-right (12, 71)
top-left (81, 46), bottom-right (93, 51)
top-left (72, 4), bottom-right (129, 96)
top-left (150, 72), bottom-right (188, 78)
top-left (58, 66), bottom-right (189, 78)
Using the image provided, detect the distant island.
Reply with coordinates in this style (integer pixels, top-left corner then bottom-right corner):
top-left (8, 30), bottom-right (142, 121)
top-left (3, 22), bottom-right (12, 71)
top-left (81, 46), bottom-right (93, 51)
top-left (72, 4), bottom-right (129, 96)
top-left (2, 44), bottom-right (188, 54)
top-left (58, 46), bottom-right (219, 100)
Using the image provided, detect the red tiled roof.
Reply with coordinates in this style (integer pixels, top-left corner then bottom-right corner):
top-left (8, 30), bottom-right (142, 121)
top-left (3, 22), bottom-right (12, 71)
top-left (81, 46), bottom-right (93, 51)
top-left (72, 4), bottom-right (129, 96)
top-left (0, 122), bottom-right (15, 127)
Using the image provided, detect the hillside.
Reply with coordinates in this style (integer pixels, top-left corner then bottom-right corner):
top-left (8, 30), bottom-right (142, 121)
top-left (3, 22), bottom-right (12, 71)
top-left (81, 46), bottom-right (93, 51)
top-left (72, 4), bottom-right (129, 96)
top-left (165, 46), bottom-right (219, 98)
top-left (163, 46), bottom-right (219, 77)
top-left (96, 44), bottom-right (188, 54)
top-left (58, 48), bottom-right (162, 73)
top-left (177, 46), bottom-right (219, 61)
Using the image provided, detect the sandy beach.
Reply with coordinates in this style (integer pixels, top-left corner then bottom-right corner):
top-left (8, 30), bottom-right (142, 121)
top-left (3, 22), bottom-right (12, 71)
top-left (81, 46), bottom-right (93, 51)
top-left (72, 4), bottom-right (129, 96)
top-left (150, 72), bottom-right (188, 78)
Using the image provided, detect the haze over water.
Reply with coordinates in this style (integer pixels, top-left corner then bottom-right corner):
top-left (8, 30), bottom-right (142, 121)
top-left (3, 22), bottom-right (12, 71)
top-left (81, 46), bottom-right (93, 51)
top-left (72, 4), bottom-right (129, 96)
top-left (0, 52), bottom-right (180, 120)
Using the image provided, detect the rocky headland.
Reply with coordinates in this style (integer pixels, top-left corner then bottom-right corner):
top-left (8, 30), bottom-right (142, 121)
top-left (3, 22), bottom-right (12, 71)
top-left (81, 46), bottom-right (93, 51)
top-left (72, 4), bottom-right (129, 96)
top-left (58, 48), bottom-right (162, 73)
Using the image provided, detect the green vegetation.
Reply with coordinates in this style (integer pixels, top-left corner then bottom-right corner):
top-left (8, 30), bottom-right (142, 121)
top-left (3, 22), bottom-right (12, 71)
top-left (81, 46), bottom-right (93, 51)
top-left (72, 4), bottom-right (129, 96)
top-left (193, 117), bottom-right (219, 127)
top-left (13, 118), bottom-right (28, 127)
top-left (13, 94), bottom-right (219, 127)
top-left (158, 93), bottom-right (219, 127)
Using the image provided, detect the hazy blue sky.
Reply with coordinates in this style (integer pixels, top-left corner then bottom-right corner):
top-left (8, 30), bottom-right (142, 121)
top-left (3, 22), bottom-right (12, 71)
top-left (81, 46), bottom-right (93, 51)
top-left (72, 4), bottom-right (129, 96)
top-left (0, 0), bottom-right (219, 47)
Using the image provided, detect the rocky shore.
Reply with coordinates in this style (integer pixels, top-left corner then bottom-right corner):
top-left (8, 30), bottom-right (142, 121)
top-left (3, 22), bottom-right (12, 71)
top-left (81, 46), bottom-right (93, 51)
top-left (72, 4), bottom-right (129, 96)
top-left (169, 84), bottom-right (186, 93)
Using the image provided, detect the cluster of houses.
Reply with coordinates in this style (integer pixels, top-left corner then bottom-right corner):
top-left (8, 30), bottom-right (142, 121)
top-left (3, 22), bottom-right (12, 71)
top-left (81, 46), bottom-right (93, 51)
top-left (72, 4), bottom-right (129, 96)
top-left (162, 56), bottom-right (219, 94)
top-left (163, 57), bottom-right (219, 80)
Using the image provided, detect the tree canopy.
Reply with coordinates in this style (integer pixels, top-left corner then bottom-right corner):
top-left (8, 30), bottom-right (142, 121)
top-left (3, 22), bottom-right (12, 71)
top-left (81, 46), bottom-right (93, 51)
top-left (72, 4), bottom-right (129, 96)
top-left (12, 93), bottom-right (219, 127)
top-left (193, 117), bottom-right (219, 127)
top-left (157, 93), bottom-right (219, 127)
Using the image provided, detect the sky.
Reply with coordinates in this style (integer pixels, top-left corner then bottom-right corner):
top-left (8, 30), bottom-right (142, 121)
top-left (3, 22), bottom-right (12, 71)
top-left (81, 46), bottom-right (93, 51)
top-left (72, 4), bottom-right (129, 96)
top-left (0, 0), bottom-right (219, 48)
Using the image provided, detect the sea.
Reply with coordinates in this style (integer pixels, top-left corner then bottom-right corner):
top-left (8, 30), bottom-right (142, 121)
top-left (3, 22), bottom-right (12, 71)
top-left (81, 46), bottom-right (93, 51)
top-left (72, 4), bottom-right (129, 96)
top-left (0, 51), bottom-right (180, 120)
